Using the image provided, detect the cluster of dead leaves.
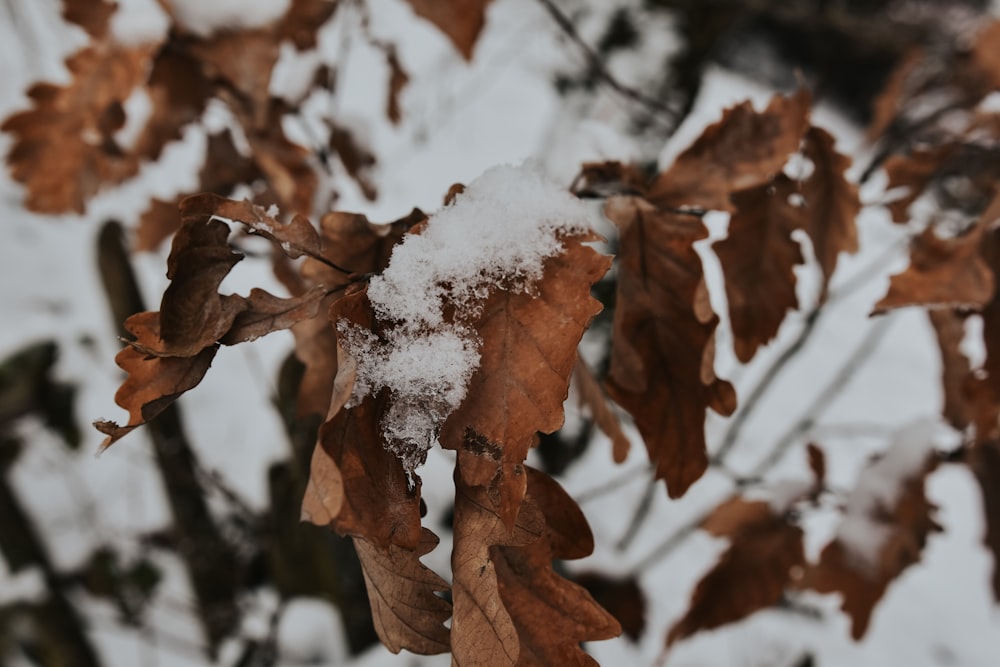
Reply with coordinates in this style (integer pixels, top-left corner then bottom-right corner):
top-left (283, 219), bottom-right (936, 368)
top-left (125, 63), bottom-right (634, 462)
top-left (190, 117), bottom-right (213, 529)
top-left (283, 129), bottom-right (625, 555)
top-left (574, 88), bottom-right (860, 498)
top-left (867, 18), bottom-right (1000, 605)
top-left (1, 0), bottom-right (497, 249)
top-left (92, 84), bottom-right (873, 661)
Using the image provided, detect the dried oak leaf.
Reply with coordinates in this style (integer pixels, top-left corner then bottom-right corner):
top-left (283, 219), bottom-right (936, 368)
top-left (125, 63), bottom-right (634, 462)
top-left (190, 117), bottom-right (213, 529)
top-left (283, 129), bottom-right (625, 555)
top-left (290, 209), bottom-right (417, 417)
top-left (384, 45), bottom-right (409, 124)
top-left (928, 309), bottom-right (975, 430)
top-left (245, 115), bottom-right (318, 214)
top-left (648, 90), bottom-right (811, 212)
top-left (439, 232), bottom-right (611, 528)
top-left (353, 527), bottom-right (451, 655)
top-left (188, 29), bottom-right (279, 131)
top-left (187, 193), bottom-right (323, 260)
top-left (404, 0), bottom-right (493, 60)
top-left (2, 43), bottom-right (155, 213)
top-left (667, 497), bottom-right (805, 647)
top-left (94, 344), bottom-right (217, 451)
top-left (872, 220), bottom-right (993, 314)
top-left (882, 145), bottom-right (955, 224)
top-left (328, 121), bottom-right (378, 201)
top-left (302, 290), bottom-right (422, 550)
top-left (62, 0), bottom-right (116, 39)
top-left (278, 0), bottom-right (339, 50)
top-left (714, 178), bottom-right (805, 363)
top-left (800, 126), bottom-right (860, 298)
top-left (573, 572), bottom-right (646, 642)
top-left (972, 20), bottom-right (1000, 91)
top-left (574, 356), bottom-right (631, 463)
top-left (796, 448), bottom-right (941, 639)
top-left (605, 196), bottom-right (736, 498)
top-left (451, 465), bottom-right (619, 666)
top-left (970, 439), bottom-right (1000, 600)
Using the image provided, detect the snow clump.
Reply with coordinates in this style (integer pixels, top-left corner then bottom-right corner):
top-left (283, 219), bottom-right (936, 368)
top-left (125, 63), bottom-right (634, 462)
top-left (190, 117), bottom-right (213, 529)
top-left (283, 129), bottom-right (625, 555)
top-left (339, 162), bottom-right (600, 473)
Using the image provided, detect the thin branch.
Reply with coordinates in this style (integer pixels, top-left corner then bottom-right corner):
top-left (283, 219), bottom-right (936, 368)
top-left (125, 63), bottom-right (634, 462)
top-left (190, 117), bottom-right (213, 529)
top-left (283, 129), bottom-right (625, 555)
top-left (615, 474), bottom-right (658, 551)
top-left (534, 0), bottom-right (680, 127)
top-left (750, 314), bottom-right (895, 477)
top-left (575, 464), bottom-right (653, 504)
top-left (713, 305), bottom-right (824, 463)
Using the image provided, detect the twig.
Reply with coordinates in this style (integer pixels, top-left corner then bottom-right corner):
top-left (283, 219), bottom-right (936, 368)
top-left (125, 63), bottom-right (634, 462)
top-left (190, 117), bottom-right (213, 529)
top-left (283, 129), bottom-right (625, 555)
top-left (713, 305), bottom-right (824, 463)
top-left (615, 474), bottom-right (658, 551)
top-left (534, 0), bottom-right (680, 127)
top-left (575, 464), bottom-right (653, 504)
top-left (628, 508), bottom-right (713, 574)
top-left (750, 314), bottom-right (895, 477)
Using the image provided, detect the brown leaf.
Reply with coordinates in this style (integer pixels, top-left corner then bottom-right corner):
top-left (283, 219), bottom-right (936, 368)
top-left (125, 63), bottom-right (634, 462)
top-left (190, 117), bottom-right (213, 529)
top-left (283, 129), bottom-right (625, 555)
top-left (353, 528), bottom-right (451, 654)
top-left (278, 0), bottom-right (339, 50)
top-left (928, 309), bottom-right (975, 429)
top-left (972, 20), bottom-right (1000, 91)
top-left (605, 196), bottom-right (736, 498)
top-left (246, 119), bottom-right (318, 214)
top-left (328, 121), bottom-right (378, 201)
top-left (573, 572), bottom-right (646, 641)
top-left (95, 344), bottom-right (217, 451)
top-left (882, 146), bottom-right (955, 224)
top-left (969, 439), bottom-right (1000, 600)
top-left (62, 0), bottom-right (116, 39)
top-left (308, 391), bottom-right (423, 550)
top-left (714, 179), bottom-right (805, 363)
top-left (221, 286), bottom-right (327, 345)
top-left (872, 221), bottom-right (993, 313)
top-left (132, 46), bottom-right (214, 165)
top-left (667, 498), bottom-right (805, 647)
top-left (867, 50), bottom-right (922, 141)
top-left (807, 442), bottom-right (826, 492)
top-left (648, 91), bottom-right (811, 212)
top-left (303, 290), bottom-right (422, 550)
top-left (156, 212), bottom-right (247, 356)
top-left (571, 161), bottom-right (649, 199)
top-left (440, 233), bottom-right (611, 527)
top-left (797, 442), bottom-right (940, 639)
top-left (450, 465), bottom-right (619, 666)
top-left (188, 29), bottom-right (279, 131)
top-left (2, 43), bottom-right (155, 213)
top-left (290, 210), bottom-right (417, 418)
top-left (404, 0), bottom-right (493, 60)
top-left (799, 126), bottom-right (861, 299)
top-left (186, 194), bottom-right (323, 260)
top-left (574, 357), bottom-right (630, 463)
top-left (385, 45), bottom-right (409, 124)
top-left (136, 197), bottom-right (183, 253)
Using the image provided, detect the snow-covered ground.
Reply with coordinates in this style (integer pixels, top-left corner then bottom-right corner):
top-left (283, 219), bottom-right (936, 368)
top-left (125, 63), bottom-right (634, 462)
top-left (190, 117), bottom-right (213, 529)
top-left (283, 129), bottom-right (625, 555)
top-left (1, 0), bottom-right (999, 665)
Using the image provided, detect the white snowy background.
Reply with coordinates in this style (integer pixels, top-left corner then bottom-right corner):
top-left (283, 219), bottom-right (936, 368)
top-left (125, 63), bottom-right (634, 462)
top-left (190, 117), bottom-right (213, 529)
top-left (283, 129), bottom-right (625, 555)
top-left (1, 0), bottom-right (999, 665)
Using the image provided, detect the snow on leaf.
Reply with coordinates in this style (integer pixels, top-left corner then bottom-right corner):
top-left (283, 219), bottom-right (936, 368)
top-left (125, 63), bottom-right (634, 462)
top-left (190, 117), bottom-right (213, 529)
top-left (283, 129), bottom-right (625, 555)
top-left (605, 195), bottom-right (736, 498)
top-left (666, 497), bottom-right (805, 648)
top-left (353, 528), bottom-right (451, 655)
top-left (307, 391), bottom-right (423, 551)
top-left (797, 423), bottom-right (941, 639)
top-left (439, 232), bottom-right (611, 526)
top-left (94, 344), bottom-right (217, 451)
top-left (2, 43), bottom-right (156, 213)
top-left (648, 90), bottom-right (811, 212)
top-left (714, 178), bottom-right (806, 363)
top-left (404, 0), bottom-right (493, 60)
top-left (450, 465), bottom-right (618, 666)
